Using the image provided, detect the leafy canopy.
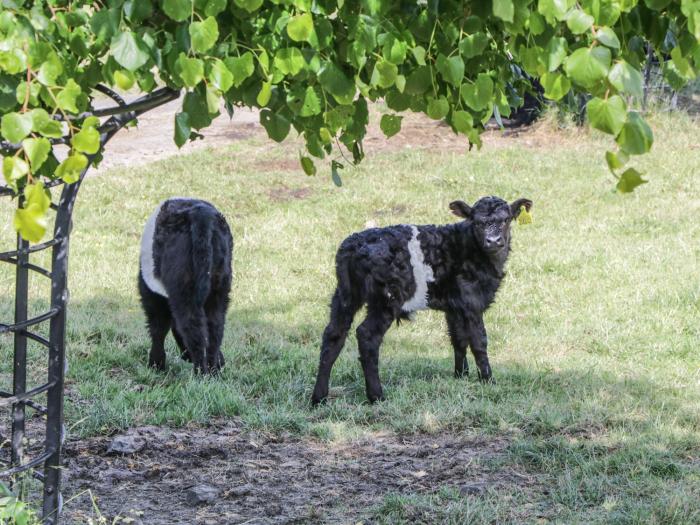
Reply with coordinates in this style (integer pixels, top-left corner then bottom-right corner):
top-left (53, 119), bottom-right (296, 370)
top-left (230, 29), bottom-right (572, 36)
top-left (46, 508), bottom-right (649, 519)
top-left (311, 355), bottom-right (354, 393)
top-left (1, 0), bottom-right (698, 241)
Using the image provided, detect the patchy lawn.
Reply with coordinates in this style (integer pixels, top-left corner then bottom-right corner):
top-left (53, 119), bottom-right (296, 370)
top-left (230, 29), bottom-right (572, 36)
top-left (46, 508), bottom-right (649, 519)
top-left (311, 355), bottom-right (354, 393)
top-left (1, 111), bottom-right (699, 523)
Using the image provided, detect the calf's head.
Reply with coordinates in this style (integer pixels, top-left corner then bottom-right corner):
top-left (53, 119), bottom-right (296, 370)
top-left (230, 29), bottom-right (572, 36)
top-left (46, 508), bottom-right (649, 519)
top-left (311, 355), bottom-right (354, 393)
top-left (449, 196), bottom-right (533, 254)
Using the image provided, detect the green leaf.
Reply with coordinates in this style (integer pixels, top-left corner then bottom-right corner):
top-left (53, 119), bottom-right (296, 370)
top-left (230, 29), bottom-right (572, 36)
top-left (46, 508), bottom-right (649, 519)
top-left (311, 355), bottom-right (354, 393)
top-left (371, 60), bottom-right (398, 88)
top-left (287, 86), bottom-right (321, 116)
top-left (608, 61), bottom-right (643, 98)
top-left (287, 13), bottom-right (314, 42)
top-left (605, 150), bottom-right (629, 171)
top-left (643, 0), bottom-right (672, 10)
top-left (436, 54), bottom-right (465, 87)
top-left (3, 156), bottom-right (29, 185)
top-left (207, 59), bottom-right (233, 92)
top-left (540, 71), bottom-right (571, 100)
top-left (538, 0), bottom-right (572, 24)
top-left (383, 36), bottom-right (408, 65)
top-left (411, 46), bottom-right (426, 65)
top-left (55, 153), bottom-right (88, 183)
top-left (183, 88), bottom-right (214, 129)
top-left (300, 155), bottom-right (316, 175)
top-left (114, 69), bottom-right (136, 90)
top-left (544, 37), bottom-right (568, 72)
top-left (204, 0), bottom-right (227, 16)
top-left (380, 114), bottom-right (402, 138)
top-left (426, 97), bottom-right (449, 120)
top-left (189, 16), bottom-right (219, 53)
top-left (274, 48), bottom-right (306, 76)
top-left (257, 81), bottom-right (272, 107)
top-left (564, 46), bottom-right (611, 88)
top-left (461, 73), bottom-right (493, 111)
top-left (31, 109), bottom-right (63, 138)
top-left (529, 11), bottom-right (546, 34)
top-left (163, 0), bottom-right (192, 22)
top-left (22, 137), bottom-right (51, 170)
top-left (224, 53), bottom-right (255, 87)
top-left (56, 79), bottom-right (82, 113)
top-left (14, 182), bottom-right (50, 242)
top-left (233, 0), bottom-right (264, 13)
top-left (0, 49), bottom-right (27, 76)
top-left (670, 46), bottom-right (696, 80)
top-left (493, 0), bottom-right (515, 22)
top-left (318, 62), bottom-right (355, 104)
top-left (176, 53), bottom-right (204, 87)
top-left (260, 109), bottom-right (290, 142)
top-left (1, 112), bottom-right (33, 144)
top-left (616, 112), bottom-right (653, 155)
top-left (331, 160), bottom-right (343, 187)
top-left (566, 10), bottom-right (594, 34)
top-left (616, 167), bottom-right (647, 193)
top-left (174, 112), bottom-right (190, 148)
top-left (90, 8), bottom-right (120, 43)
top-left (452, 110), bottom-right (474, 134)
top-left (71, 126), bottom-right (100, 154)
top-left (459, 33), bottom-right (489, 58)
top-left (595, 27), bottom-right (621, 49)
top-left (587, 95), bottom-right (626, 135)
top-left (111, 31), bottom-right (150, 71)
top-left (36, 52), bottom-right (63, 85)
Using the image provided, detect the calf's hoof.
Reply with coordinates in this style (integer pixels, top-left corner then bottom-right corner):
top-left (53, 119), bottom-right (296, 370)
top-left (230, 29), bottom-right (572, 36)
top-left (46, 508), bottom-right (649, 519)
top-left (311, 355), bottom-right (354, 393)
top-left (311, 386), bottom-right (328, 407)
top-left (367, 391), bottom-right (385, 404)
top-left (454, 367), bottom-right (470, 379)
top-left (477, 371), bottom-right (494, 383)
top-left (311, 394), bottom-right (327, 407)
top-left (148, 358), bottom-right (165, 371)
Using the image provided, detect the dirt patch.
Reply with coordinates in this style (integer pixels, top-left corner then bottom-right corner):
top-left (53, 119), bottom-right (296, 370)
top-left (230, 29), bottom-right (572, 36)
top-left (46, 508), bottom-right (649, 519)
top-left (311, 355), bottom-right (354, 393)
top-left (61, 421), bottom-right (534, 524)
top-left (89, 95), bottom-right (575, 176)
top-left (267, 185), bottom-right (313, 203)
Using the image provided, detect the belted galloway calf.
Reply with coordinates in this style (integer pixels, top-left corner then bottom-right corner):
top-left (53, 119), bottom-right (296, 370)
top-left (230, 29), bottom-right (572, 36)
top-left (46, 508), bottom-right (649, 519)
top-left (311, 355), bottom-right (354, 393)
top-left (139, 198), bottom-right (233, 374)
top-left (311, 196), bottom-right (532, 405)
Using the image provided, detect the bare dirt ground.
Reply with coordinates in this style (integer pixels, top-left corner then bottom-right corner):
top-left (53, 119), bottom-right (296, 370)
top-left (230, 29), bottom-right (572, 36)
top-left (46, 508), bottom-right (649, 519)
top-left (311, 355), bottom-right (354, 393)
top-left (61, 420), bottom-right (536, 524)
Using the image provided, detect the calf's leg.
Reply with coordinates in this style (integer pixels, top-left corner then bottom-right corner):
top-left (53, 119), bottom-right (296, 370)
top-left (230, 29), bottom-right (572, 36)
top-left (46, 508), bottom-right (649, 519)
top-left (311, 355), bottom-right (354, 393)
top-left (445, 310), bottom-right (469, 378)
top-left (311, 289), bottom-right (360, 405)
top-left (466, 314), bottom-right (492, 382)
top-left (172, 326), bottom-right (191, 362)
top-left (169, 294), bottom-right (210, 374)
top-left (356, 307), bottom-right (394, 403)
top-left (139, 275), bottom-right (171, 370)
top-left (205, 287), bottom-right (229, 373)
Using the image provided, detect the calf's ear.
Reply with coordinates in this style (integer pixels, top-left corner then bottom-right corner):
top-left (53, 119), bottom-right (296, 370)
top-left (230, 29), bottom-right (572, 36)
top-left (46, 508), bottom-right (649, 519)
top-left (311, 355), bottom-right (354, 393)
top-left (449, 200), bottom-right (472, 219)
top-left (510, 198), bottom-right (533, 219)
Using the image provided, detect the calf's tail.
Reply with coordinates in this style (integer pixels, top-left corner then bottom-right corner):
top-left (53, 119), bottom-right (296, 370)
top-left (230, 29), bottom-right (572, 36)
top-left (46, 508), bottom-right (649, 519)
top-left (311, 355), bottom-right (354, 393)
top-left (190, 207), bottom-right (215, 306)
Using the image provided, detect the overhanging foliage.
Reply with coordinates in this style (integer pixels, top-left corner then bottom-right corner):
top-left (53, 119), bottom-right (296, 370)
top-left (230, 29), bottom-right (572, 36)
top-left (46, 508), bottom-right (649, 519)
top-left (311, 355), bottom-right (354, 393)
top-left (0, 0), bottom-right (698, 241)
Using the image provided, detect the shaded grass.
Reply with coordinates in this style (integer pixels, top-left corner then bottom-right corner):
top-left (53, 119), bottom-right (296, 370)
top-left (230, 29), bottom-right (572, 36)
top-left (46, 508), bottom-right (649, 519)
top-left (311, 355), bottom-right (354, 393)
top-left (1, 112), bottom-right (699, 522)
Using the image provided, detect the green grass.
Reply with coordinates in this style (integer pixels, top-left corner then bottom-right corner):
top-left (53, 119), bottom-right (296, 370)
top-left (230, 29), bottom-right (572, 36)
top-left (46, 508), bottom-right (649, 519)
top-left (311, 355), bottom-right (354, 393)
top-left (1, 112), bottom-right (699, 522)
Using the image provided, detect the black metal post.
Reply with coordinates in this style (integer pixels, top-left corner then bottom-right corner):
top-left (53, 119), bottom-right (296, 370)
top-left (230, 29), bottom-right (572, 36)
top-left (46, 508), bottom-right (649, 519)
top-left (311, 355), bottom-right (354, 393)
top-left (11, 233), bottom-right (29, 472)
top-left (1, 85), bottom-right (181, 524)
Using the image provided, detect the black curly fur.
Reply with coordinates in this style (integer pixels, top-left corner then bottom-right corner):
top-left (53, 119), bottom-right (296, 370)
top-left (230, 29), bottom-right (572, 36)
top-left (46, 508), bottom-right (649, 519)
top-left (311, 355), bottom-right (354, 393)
top-left (139, 199), bottom-right (233, 375)
top-left (311, 196), bottom-right (532, 405)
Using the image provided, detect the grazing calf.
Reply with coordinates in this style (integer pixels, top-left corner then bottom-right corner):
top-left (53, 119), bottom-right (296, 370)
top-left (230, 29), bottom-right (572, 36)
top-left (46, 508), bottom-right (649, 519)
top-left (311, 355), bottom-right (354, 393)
top-left (311, 196), bottom-right (532, 405)
top-left (139, 198), bottom-right (233, 374)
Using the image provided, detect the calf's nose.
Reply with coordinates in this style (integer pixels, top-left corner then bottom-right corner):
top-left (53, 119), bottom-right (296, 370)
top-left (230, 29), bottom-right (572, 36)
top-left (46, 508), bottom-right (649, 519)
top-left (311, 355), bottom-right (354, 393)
top-left (485, 236), bottom-right (504, 249)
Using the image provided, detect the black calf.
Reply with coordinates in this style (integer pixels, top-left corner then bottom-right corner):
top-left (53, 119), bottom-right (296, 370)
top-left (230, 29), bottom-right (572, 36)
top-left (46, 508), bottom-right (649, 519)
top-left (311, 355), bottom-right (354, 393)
top-left (139, 198), bottom-right (233, 374)
top-left (312, 196), bottom-right (532, 405)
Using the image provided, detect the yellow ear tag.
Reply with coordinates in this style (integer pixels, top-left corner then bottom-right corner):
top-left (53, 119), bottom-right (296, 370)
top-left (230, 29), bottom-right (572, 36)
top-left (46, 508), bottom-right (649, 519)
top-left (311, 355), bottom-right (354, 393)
top-left (517, 205), bottom-right (532, 225)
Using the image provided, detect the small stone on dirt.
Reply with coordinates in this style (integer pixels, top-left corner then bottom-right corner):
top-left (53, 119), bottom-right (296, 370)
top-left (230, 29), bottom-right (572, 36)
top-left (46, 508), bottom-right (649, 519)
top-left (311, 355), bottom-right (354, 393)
top-left (186, 484), bottom-right (220, 505)
top-left (99, 468), bottom-right (143, 484)
top-left (228, 484), bottom-right (252, 497)
top-left (107, 434), bottom-right (146, 455)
